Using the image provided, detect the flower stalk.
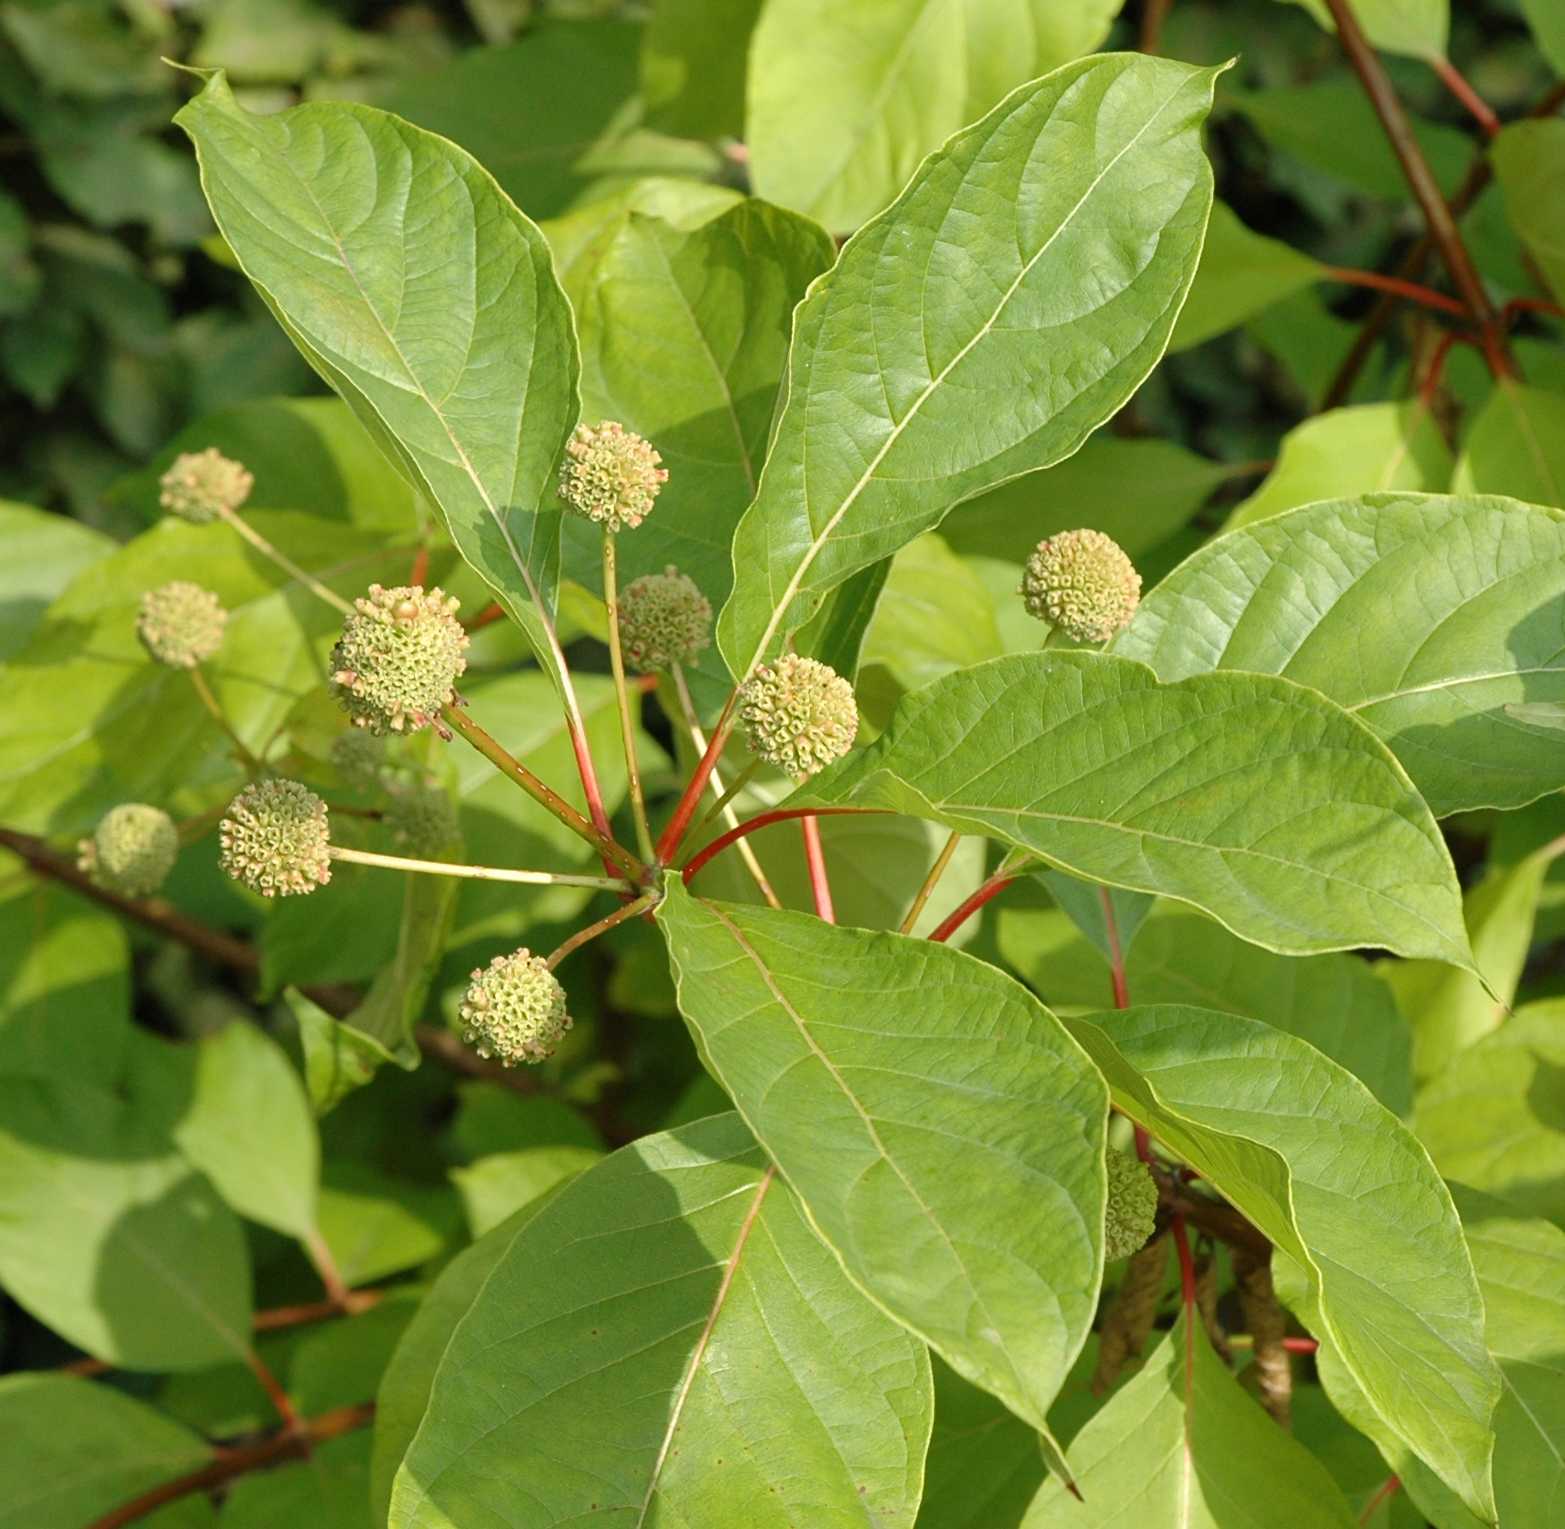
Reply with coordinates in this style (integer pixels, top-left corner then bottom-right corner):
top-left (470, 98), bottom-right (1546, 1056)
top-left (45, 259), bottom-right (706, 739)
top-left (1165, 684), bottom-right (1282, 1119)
top-left (326, 843), bottom-right (629, 891)
top-left (602, 532), bottom-right (654, 863)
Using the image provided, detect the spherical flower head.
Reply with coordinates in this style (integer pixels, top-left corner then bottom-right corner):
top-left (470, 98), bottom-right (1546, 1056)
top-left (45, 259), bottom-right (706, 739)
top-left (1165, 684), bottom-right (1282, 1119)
top-left (1104, 1150), bottom-right (1158, 1262)
top-left (618, 566), bottom-right (711, 672)
top-left (136, 581), bottom-right (227, 670)
top-left (329, 584), bottom-right (469, 736)
top-left (460, 948), bottom-right (571, 1067)
top-left (558, 420), bottom-right (667, 533)
top-left (219, 780), bottom-right (331, 898)
top-left (738, 653), bottom-right (858, 779)
top-left (330, 728), bottom-right (387, 793)
top-left (77, 804), bottom-right (178, 898)
top-left (1021, 529), bottom-right (1141, 643)
top-left (385, 783), bottom-right (459, 857)
top-left (158, 447), bottom-right (254, 524)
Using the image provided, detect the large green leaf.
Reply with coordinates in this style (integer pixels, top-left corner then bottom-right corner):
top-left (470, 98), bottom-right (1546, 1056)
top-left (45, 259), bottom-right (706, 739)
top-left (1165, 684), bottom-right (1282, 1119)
top-left (1116, 493), bottom-right (1565, 815)
top-left (916, 1358), bottom-right (1048, 1529)
top-left (1492, 120), bottom-right (1565, 298)
top-left (1276, 0), bottom-right (1447, 60)
top-left (1069, 1005), bottom-right (1499, 1520)
top-left (659, 883), bottom-right (1108, 1472)
top-left (0, 1373), bottom-right (214, 1529)
top-left (1522, 0), bottom-right (1565, 75)
top-left (175, 72), bottom-right (581, 696)
top-left (797, 652), bottom-right (1472, 966)
top-left (0, 1076), bottom-right (253, 1370)
top-left (1454, 382), bottom-right (1565, 509)
top-left (1024, 1314), bottom-right (1357, 1526)
top-left (746, 0), bottom-right (1122, 230)
top-left (642, 0), bottom-right (765, 140)
top-left (223, 1431), bottom-right (372, 1528)
top-left (0, 501), bottom-right (114, 660)
top-left (391, 1113), bottom-right (932, 1527)
top-left (718, 54), bottom-right (1224, 679)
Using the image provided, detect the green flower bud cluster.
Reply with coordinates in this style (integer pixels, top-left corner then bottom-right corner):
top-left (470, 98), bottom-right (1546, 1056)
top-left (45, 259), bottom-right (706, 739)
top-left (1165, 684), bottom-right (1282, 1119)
top-left (557, 420), bottom-right (667, 532)
top-left (460, 948), bottom-right (572, 1066)
top-left (78, 804), bottom-right (178, 897)
top-left (1104, 1149), bottom-right (1159, 1262)
top-left (385, 782), bottom-right (459, 857)
top-left (158, 447), bottom-right (254, 524)
top-left (618, 566), bottom-right (711, 672)
top-left (136, 581), bottom-right (227, 670)
top-left (330, 584), bottom-right (469, 737)
top-left (738, 654), bottom-right (858, 779)
top-left (220, 780), bottom-right (332, 898)
top-left (330, 728), bottom-right (388, 793)
top-left (1021, 529), bottom-right (1141, 643)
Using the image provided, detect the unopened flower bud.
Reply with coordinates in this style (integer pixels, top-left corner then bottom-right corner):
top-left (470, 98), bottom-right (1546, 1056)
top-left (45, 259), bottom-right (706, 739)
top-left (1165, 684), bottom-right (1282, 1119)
top-left (1021, 529), bottom-right (1141, 643)
top-left (329, 584), bottom-right (468, 737)
top-left (460, 948), bottom-right (571, 1066)
top-left (558, 420), bottom-right (667, 532)
top-left (219, 780), bottom-right (331, 898)
top-left (1104, 1150), bottom-right (1158, 1262)
top-left (385, 783), bottom-right (459, 857)
top-left (78, 804), bottom-right (178, 897)
top-left (158, 447), bottom-right (253, 524)
top-left (738, 653), bottom-right (858, 779)
top-left (136, 581), bottom-right (227, 669)
top-left (618, 566), bottom-right (711, 672)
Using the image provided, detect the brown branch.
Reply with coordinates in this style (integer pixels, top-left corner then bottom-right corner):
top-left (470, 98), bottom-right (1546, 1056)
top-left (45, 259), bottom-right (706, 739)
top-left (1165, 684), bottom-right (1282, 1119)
top-left (86, 1403), bottom-right (374, 1529)
top-left (1152, 1166), bottom-right (1271, 1259)
top-left (1140, 0), bottom-right (1174, 53)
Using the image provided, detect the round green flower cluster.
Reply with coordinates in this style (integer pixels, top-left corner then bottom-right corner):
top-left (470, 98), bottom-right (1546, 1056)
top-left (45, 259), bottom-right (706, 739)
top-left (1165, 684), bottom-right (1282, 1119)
top-left (618, 566), bottom-right (711, 672)
top-left (219, 780), bottom-right (332, 898)
top-left (136, 581), bottom-right (227, 670)
top-left (78, 804), bottom-right (178, 897)
top-left (460, 948), bottom-right (572, 1066)
top-left (1021, 529), bottom-right (1141, 643)
top-left (1104, 1150), bottom-right (1159, 1262)
top-left (738, 654), bottom-right (858, 779)
top-left (158, 447), bottom-right (254, 524)
top-left (557, 420), bottom-right (667, 532)
top-left (330, 728), bottom-right (387, 793)
top-left (329, 584), bottom-right (469, 736)
top-left (385, 783), bottom-right (459, 857)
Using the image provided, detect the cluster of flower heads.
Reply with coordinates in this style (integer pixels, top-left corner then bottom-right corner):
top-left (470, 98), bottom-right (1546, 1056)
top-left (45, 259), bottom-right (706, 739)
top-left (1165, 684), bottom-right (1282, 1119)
top-left (738, 654), bottom-right (859, 779)
top-left (460, 947), bottom-right (572, 1066)
top-left (136, 581), bottom-right (227, 670)
top-left (1103, 1149), bottom-right (1159, 1262)
top-left (219, 780), bottom-right (332, 898)
top-left (330, 584), bottom-right (469, 737)
top-left (617, 566), bottom-right (711, 672)
top-left (78, 804), bottom-right (179, 898)
top-left (1021, 529), bottom-right (1141, 643)
top-left (557, 421), bottom-right (668, 532)
top-left (158, 447), bottom-right (254, 524)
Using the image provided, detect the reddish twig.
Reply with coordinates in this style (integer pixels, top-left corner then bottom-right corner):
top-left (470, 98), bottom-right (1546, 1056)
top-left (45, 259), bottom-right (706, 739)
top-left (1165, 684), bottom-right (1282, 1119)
top-left (1140, 0), bottom-right (1174, 53)
top-left (927, 870), bottom-right (1019, 944)
top-left (1429, 55), bottom-right (1500, 139)
top-left (1359, 1475), bottom-right (1403, 1524)
top-left (463, 600), bottom-right (505, 633)
top-left (1321, 266), bottom-right (1466, 316)
top-left (1172, 1213), bottom-right (1198, 1315)
top-left (407, 544), bottom-right (430, 587)
top-left (245, 1349), bottom-right (298, 1431)
top-left (545, 891), bottom-right (659, 970)
top-left (1099, 885), bottom-right (1131, 1009)
top-left (1503, 296), bottom-right (1565, 323)
top-left (681, 807), bottom-right (880, 884)
top-left (800, 816), bottom-right (835, 921)
top-left (1418, 327), bottom-right (1470, 405)
top-left (657, 700), bottom-right (739, 864)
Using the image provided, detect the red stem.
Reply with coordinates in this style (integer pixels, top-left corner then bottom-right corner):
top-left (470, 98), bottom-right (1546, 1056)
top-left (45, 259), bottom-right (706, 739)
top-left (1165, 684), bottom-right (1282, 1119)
top-left (1321, 265), bottom-right (1466, 316)
top-left (1359, 1475), bottom-right (1403, 1524)
top-left (800, 815), bottom-right (835, 922)
top-left (927, 871), bottom-right (1018, 944)
top-left (1429, 55), bottom-right (1500, 139)
top-left (1098, 885), bottom-right (1130, 1009)
top-left (682, 807), bottom-right (882, 885)
top-left (657, 700), bottom-right (737, 864)
top-left (1172, 1213), bottom-right (1198, 1314)
top-left (462, 600), bottom-right (505, 633)
top-left (246, 1349), bottom-right (298, 1431)
top-left (408, 544), bottom-right (430, 587)
top-left (1503, 296), bottom-right (1565, 322)
top-left (1282, 1336), bottom-right (1319, 1354)
top-left (1418, 327), bottom-right (1468, 404)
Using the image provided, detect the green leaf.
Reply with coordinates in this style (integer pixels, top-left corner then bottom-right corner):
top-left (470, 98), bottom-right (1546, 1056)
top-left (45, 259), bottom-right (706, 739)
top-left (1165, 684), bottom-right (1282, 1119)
top-left (1275, 0), bottom-right (1448, 60)
top-left (1033, 871), bottom-right (1154, 968)
top-left (1225, 403), bottom-right (1452, 529)
top-left (747, 0), bottom-right (1124, 230)
top-left (1171, 199), bottom-right (1324, 350)
top-left (1491, 119), bottom-right (1565, 297)
top-left (643, 0), bottom-right (765, 139)
top-left (1025, 1313), bottom-right (1358, 1526)
top-left (658, 883), bottom-right (1108, 1468)
top-left (0, 1373), bottom-right (213, 1529)
top-left (0, 1076), bottom-right (253, 1370)
top-left (316, 1162), bottom-right (460, 1287)
top-left (0, 501), bottom-right (114, 661)
top-left (1417, 1003), bottom-right (1565, 1226)
top-left (175, 73), bottom-right (582, 699)
top-left (222, 1431), bottom-right (373, 1528)
top-left (996, 897), bottom-right (1413, 1113)
top-left (917, 1359), bottom-right (1047, 1529)
top-left (1116, 492), bottom-right (1565, 815)
top-left (1454, 381), bottom-right (1565, 509)
top-left (287, 988), bottom-right (402, 1116)
top-left (449, 1145), bottom-right (601, 1236)
top-left (1522, 0), bottom-right (1565, 75)
top-left (1069, 1004), bottom-right (1499, 1519)
top-left (798, 652), bottom-right (1472, 966)
top-left (718, 54), bottom-right (1225, 678)
top-left (289, 1289), bottom-right (422, 1416)
top-left (391, 1113), bottom-right (932, 1527)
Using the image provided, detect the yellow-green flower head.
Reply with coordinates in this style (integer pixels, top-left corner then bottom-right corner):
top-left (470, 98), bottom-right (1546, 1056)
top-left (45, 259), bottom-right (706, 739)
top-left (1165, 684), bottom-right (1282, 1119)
top-left (329, 584), bottom-right (469, 737)
top-left (557, 420), bottom-right (668, 532)
top-left (618, 566), bottom-right (711, 672)
top-left (219, 780), bottom-right (331, 898)
top-left (738, 653), bottom-right (859, 779)
top-left (330, 728), bottom-right (387, 793)
top-left (136, 581), bottom-right (227, 669)
top-left (77, 804), bottom-right (178, 898)
top-left (158, 447), bottom-right (254, 524)
top-left (1104, 1150), bottom-right (1158, 1262)
top-left (385, 782), bottom-right (459, 857)
top-left (1021, 529), bottom-right (1141, 643)
top-left (460, 948), bottom-right (571, 1067)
